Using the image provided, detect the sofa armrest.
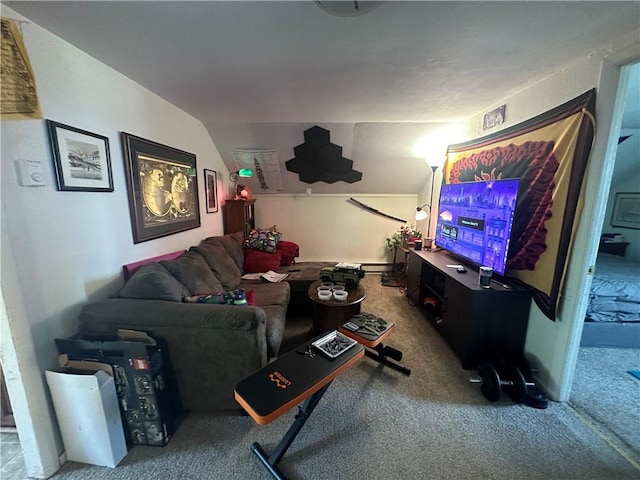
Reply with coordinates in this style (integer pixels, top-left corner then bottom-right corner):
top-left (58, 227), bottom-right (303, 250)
top-left (78, 299), bottom-right (268, 411)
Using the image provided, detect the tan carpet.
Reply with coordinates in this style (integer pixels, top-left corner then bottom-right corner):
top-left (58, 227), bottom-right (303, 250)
top-left (47, 274), bottom-right (639, 480)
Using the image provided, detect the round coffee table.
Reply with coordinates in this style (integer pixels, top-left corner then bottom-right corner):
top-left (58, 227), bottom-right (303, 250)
top-left (308, 280), bottom-right (366, 334)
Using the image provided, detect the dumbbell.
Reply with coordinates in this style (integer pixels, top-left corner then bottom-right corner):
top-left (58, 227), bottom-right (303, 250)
top-left (513, 357), bottom-right (548, 409)
top-left (469, 363), bottom-right (535, 403)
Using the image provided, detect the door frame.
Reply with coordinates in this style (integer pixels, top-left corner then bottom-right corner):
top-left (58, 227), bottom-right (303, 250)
top-left (558, 49), bottom-right (640, 401)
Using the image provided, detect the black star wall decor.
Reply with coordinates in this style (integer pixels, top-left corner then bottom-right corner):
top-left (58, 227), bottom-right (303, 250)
top-left (285, 126), bottom-right (362, 184)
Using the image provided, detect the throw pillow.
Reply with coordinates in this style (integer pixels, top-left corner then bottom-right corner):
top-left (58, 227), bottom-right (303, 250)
top-left (160, 251), bottom-right (224, 294)
top-left (245, 288), bottom-right (257, 306)
top-left (244, 248), bottom-right (283, 273)
top-left (276, 240), bottom-right (300, 266)
top-left (182, 288), bottom-right (249, 305)
top-left (182, 288), bottom-right (255, 306)
top-left (191, 243), bottom-right (241, 290)
top-left (245, 228), bottom-right (281, 253)
top-left (113, 262), bottom-right (190, 302)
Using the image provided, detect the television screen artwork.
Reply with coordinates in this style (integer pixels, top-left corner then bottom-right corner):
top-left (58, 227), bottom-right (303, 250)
top-left (435, 178), bottom-right (520, 276)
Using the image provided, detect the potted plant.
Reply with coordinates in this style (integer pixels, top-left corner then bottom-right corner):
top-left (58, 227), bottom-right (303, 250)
top-left (385, 224), bottom-right (422, 250)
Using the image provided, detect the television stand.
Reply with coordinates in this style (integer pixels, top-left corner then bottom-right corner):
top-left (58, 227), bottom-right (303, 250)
top-left (406, 249), bottom-right (531, 369)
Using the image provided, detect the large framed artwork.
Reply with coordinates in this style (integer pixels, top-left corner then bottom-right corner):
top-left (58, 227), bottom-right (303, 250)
top-left (611, 192), bottom-right (640, 229)
top-left (46, 120), bottom-right (113, 192)
top-left (444, 89), bottom-right (596, 320)
top-left (121, 133), bottom-right (200, 243)
top-left (204, 169), bottom-right (218, 213)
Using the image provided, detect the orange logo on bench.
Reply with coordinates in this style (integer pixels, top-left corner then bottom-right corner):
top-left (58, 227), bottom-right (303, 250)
top-left (269, 371), bottom-right (291, 389)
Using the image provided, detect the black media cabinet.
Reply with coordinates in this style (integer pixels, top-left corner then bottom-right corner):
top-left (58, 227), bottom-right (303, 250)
top-left (407, 249), bottom-right (531, 369)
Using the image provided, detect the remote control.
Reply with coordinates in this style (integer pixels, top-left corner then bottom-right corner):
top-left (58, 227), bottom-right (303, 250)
top-left (343, 322), bottom-right (360, 332)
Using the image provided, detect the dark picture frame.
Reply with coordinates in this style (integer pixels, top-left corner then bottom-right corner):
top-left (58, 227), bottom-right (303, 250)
top-left (611, 192), bottom-right (640, 229)
top-left (46, 120), bottom-right (113, 192)
top-left (121, 132), bottom-right (200, 244)
top-left (204, 169), bottom-right (218, 213)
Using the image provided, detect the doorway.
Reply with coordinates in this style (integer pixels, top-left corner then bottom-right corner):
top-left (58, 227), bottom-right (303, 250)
top-left (568, 61), bottom-right (640, 467)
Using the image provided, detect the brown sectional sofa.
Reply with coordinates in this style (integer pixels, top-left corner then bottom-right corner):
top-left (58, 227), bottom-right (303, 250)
top-left (78, 232), bottom-right (333, 412)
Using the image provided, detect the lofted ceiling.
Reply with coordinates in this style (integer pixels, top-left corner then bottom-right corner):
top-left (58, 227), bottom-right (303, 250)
top-left (5, 1), bottom-right (640, 194)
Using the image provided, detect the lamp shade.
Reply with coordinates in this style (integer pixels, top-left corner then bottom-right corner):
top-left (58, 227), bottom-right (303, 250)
top-left (415, 207), bottom-right (429, 221)
top-left (229, 169), bottom-right (253, 182)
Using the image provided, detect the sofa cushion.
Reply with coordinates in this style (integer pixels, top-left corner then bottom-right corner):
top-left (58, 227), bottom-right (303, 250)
top-left (244, 249), bottom-right (283, 273)
top-left (280, 262), bottom-right (336, 294)
top-left (160, 251), bottom-right (224, 294)
top-left (245, 228), bottom-right (281, 253)
top-left (191, 243), bottom-right (241, 290)
top-left (245, 281), bottom-right (290, 308)
top-left (113, 262), bottom-right (190, 302)
top-left (203, 232), bottom-right (245, 272)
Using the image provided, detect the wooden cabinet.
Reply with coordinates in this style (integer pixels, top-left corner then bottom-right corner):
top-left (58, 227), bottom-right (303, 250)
top-left (407, 249), bottom-right (531, 369)
top-left (222, 199), bottom-right (255, 236)
top-left (406, 250), bottom-right (422, 304)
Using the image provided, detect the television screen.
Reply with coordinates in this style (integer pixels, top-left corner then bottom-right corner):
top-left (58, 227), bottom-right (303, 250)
top-left (434, 178), bottom-right (520, 276)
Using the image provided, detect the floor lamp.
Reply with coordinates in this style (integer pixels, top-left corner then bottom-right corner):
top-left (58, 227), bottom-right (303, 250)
top-left (415, 164), bottom-right (439, 248)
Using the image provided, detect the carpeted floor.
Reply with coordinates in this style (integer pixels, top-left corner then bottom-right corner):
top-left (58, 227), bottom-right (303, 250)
top-left (44, 274), bottom-right (639, 479)
top-left (380, 272), bottom-right (402, 288)
top-left (569, 346), bottom-right (640, 468)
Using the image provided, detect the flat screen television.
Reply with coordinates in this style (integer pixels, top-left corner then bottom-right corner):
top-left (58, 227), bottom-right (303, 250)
top-left (434, 178), bottom-right (520, 276)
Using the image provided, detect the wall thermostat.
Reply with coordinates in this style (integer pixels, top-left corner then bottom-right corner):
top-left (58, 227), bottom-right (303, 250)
top-left (16, 159), bottom-right (46, 187)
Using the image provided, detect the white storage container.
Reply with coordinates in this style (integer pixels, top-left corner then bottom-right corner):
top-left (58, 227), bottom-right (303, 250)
top-left (46, 366), bottom-right (127, 468)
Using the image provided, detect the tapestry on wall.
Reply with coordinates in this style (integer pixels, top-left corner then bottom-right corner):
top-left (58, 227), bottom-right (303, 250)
top-left (0, 18), bottom-right (42, 120)
top-left (444, 89), bottom-right (596, 320)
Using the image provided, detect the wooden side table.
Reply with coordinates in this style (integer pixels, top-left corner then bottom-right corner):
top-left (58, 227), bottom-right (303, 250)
top-left (307, 280), bottom-right (366, 334)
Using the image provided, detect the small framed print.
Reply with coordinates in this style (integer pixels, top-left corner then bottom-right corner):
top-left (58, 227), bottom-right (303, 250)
top-left (611, 192), bottom-right (640, 229)
top-left (204, 169), bottom-right (218, 213)
top-left (482, 104), bottom-right (506, 131)
top-left (46, 120), bottom-right (114, 192)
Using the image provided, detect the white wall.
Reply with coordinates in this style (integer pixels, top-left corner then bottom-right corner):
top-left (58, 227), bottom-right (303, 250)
top-left (463, 31), bottom-right (640, 401)
top-left (1, 6), bottom-right (229, 477)
top-left (253, 194), bottom-right (418, 265)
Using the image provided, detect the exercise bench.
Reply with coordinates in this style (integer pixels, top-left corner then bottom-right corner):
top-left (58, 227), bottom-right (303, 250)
top-left (234, 334), bottom-right (364, 480)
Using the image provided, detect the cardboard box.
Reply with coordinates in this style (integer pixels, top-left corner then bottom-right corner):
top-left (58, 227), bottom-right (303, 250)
top-left (45, 359), bottom-right (127, 468)
top-left (55, 330), bottom-right (182, 447)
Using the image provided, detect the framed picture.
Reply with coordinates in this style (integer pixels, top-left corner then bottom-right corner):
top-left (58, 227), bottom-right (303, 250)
top-left (121, 132), bottom-right (200, 244)
top-left (204, 169), bottom-right (218, 213)
top-left (482, 104), bottom-right (506, 131)
top-left (611, 192), bottom-right (640, 229)
top-left (46, 120), bottom-right (113, 192)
